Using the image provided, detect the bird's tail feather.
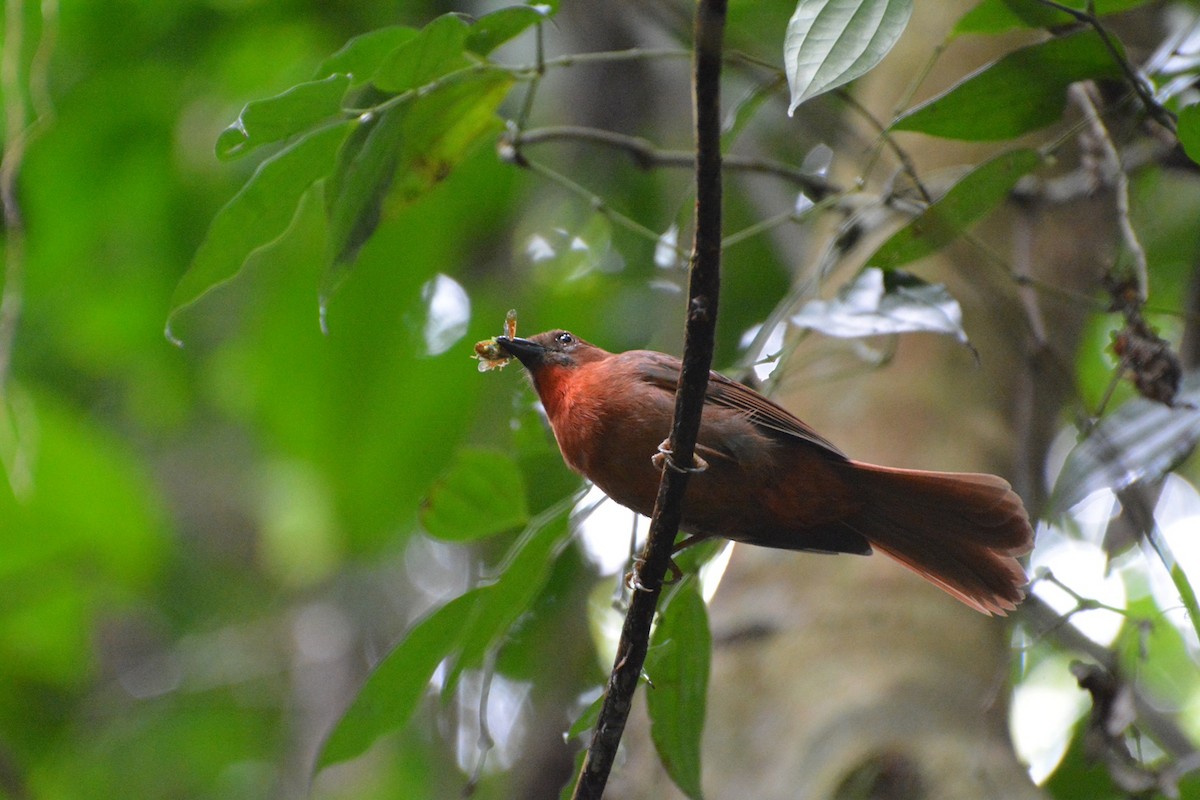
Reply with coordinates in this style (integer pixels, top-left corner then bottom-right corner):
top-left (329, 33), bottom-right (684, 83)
top-left (840, 462), bottom-right (1034, 615)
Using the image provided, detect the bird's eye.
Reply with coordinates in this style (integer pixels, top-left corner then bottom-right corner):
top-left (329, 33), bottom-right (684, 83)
top-left (556, 332), bottom-right (575, 346)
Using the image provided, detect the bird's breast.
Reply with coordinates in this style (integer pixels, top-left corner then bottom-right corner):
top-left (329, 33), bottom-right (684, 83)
top-left (534, 364), bottom-right (609, 476)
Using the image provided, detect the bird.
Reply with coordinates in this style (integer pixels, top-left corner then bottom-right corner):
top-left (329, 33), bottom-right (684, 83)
top-left (495, 329), bottom-right (1034, 615)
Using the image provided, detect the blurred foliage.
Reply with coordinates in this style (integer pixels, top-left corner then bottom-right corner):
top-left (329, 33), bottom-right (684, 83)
top-left (3, 0), bottom-right (1200, 798)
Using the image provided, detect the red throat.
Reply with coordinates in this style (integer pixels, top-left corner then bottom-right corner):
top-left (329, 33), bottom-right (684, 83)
top-left (529, 364), bottom-right (605, 475)
top-left (531, 365), bottom-right (575, 421)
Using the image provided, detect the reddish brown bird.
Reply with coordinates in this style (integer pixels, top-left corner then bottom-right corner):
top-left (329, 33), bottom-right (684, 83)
top-left (496, 330), bottom-right (1034, 615)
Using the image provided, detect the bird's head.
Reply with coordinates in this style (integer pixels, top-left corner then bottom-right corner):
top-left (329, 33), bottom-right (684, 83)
top-left (496, 330), bottom-right (607, 373)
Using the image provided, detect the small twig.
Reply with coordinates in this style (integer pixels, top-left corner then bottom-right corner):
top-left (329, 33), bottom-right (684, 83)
top-left (1179, 254), bottom-right (1200, 369)
top-left (538, 47), bottom-right (692, 71)
top-left (734, 200), bottom-right (880, 389)
top-left (612, 511), bottom-right (640, 609)
top-left (1012, 137), bottom-right (1168, 206)
top-left (351, 50), bottom-right (696, 120)
top-left (514, 157), bottom-right (687, 258)
top-left (1070, 83), bottom-right (1149, 301)
top-left (1091, 366), bottom-right (1126, 422)
top-left (1034, 0), bottom-right (1177, 133)
top-left (957, 226), bottom-right (1112, 328)
top-left (535, 46), bottom-right (787, 79)
top-left (721, 197), bottom-right (831, 249)
top-left (892, 36), bottom-right (947, 126)
top-left (1033, 568), bottom-right (1130, 617)
top-left (835, 89), bottom-right (933, 204)
top-left (510, 125), bottom-right (835, 199)
top-left (1012, 207), bottom-right (1049, 347)
top-left (461, 655), bottom-right (498, 798)
top-left (1020, 594), bottom-right (1199, 760)
top-left (1142, 527), bottom-right (1200, 646)
top-left (1010, 205), bottom-right (1052, 502)
top-left (571, 1), bottom-right (727, 796)
top-left (513, 19), bottom-right (545, 132)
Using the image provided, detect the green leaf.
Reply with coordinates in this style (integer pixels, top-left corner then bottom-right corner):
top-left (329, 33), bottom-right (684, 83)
top-left (564, 691), bottom-right (604, 741)
top-left (317, 589), bottom-right (479, 768)
top-left (1042, 720), bottom-right (1125, 799)
top-left (645, 580), bottom-right (710, 800)
top-left (1179, 104), bottom-right (1200, 167)
top-left (785, 0), bottom-right (914, 113)
top-left (318, 497), bottom-right (574, 770)
top-left (166, 119), bottom-right (355, 341)
top-left (387, 71), bottom-right (513, 208)
top-left (374, 13), bottom-right (472, 94)
top-left (791, 268), bottom-right (969, 343)
top-left (444, 501), bottom-right (573, 692)
top-left (216, 74), bottom-right (351, 160)
top-left (953, 0), bottom-right (1151, 37)
top-left (465, 5), bottom-right (550, 56)
top-left (420, 449), bottom-right (529, 541)
top-left (315, 26), bottom-right (419, 83)
top-left (322, 70), bottom-right (512, 286)
top-left (670, 537), bottom-right (728, 577)
top-left (893, 31), bottom-right (1124, 140)
top-left (1118, 597), bottom-right (1195, 703)
top-left (868, 148), bottom-right (1041, 269)
top-left (323, 104), bottom-right (407, 273)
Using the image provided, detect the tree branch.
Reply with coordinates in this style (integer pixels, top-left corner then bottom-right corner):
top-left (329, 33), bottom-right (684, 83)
top-left (570, 1), bottom-right (726, 797)
top-left (1020, 594), bottom-right (1199, 760)
top-left (1069, 82), bottom-right (1149, 301)
top-left (510, 125), bottom-right (834, 199)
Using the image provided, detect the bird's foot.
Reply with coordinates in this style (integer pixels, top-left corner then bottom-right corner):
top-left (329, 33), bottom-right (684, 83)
top-left (652, 440), bottom-right (709, 474)
top-left (624, 556), bottom-right (684, 592)
top-left (625, 559), bottom-right (655, 593)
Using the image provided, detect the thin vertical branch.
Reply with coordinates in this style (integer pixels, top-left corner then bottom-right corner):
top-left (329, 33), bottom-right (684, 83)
top-left (0, 0), bottom-right (56, 503)
top-left (0, 0), bottom-right (31, 396)
top-left (0, 4), bottom-right (53, 796)
top-left (570, 0), bottom-right (726, 797)
top-left (1069, 83), bottom-right (1149, 301)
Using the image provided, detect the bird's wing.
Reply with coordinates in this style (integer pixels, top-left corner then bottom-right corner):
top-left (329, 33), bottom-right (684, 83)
top-left (628, 350), bottom-right (849, 460)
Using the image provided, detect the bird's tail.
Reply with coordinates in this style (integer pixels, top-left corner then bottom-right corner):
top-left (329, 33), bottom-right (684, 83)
top-left (839, 461), bottom-right (1034, 615)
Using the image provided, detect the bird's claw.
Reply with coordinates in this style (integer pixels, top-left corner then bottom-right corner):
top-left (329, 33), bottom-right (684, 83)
top-left (652, 440), bottom-right (709, 474)
top-left (625, 559), bottom-right (656, 593)
top-left (624, 556), bottom-right (684, 592)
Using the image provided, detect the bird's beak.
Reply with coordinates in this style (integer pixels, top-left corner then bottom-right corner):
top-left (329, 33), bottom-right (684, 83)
top-left (496, 336), bottom-right (545, 368)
